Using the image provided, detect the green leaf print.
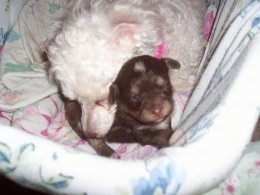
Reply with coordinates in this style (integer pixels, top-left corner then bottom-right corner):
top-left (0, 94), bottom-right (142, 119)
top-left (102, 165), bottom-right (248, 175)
top-left (0, 142), bottom-right (11, 163)
top-left (0, 142), bottom-right (16, 173)
top-left (17, 143), bottom-right (35, 161)
top-left (6, 30), bottom-right (20, 42)
top-left (48, 3), bottom-right (61, 15)
top-left (39, 166), bottom-right (74, 189)
top-left (5, 63), bottom-right (34, 73)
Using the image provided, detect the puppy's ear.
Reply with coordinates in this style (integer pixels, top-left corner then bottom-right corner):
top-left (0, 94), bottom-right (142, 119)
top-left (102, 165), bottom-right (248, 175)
top-left (162, 58), bottom-right (181, 69)
top-left (109, 83), bottom-right (119, 104)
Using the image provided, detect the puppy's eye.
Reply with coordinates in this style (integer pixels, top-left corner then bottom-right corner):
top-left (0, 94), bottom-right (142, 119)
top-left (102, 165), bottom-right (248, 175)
top-left (162, 85), bottom-right (172, 96)
top-left (130, 94), bottom-right (141, 104)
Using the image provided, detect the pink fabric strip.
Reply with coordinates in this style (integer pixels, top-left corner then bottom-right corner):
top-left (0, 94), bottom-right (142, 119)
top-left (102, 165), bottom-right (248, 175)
top-left (154, 42), bottom-right (167, 59)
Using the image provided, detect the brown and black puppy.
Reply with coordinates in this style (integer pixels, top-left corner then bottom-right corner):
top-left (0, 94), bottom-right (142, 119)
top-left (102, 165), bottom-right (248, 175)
top-left (105, 55), bottom-right (180, 149)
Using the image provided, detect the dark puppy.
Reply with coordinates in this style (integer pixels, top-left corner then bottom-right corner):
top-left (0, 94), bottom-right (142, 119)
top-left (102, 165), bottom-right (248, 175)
top-left (105, 55), bottom-right (180, 150)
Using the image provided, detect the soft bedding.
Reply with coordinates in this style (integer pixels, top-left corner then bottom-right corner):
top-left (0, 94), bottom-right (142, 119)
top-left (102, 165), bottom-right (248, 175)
top-left (0, 0), bottom-right (197, 159)
top-left (0, 0), bottom-right (260, 194)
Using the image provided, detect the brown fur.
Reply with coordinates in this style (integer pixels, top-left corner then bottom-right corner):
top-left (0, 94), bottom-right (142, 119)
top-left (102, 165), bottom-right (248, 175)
top-left (63, 97), bottom-right (115, 156)
top-left (106, 55), bottom-right (180, 151)
top-left (63, 97), bottom-right (82, 137)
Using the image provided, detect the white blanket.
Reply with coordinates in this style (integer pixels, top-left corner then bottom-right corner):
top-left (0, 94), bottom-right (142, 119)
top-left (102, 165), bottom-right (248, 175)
top-left (0, 0), bottom-right (260, 194)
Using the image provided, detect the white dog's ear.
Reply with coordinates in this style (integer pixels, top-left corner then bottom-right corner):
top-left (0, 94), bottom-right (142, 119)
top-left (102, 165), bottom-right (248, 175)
top-left (109, 83), bottom-right (119, 104)
top-left (113, 23), bottom-right (138, 50)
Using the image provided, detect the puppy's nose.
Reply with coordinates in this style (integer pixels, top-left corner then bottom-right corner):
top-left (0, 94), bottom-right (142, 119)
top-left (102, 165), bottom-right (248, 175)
top-left (152, 107), bottom-right (163, 116)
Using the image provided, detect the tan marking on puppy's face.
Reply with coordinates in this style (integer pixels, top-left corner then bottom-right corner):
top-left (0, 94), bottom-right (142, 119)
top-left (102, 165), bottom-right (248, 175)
top-left (155, 76), bottom-right (165, 86)
top-left (130, 84), bottom-right (140, 95)
top-left (134, 61), bottom-right (146, 73)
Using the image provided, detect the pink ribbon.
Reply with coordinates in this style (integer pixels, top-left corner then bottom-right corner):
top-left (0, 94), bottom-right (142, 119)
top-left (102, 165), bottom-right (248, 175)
top-left (154, 42), bottom-right (167, 59)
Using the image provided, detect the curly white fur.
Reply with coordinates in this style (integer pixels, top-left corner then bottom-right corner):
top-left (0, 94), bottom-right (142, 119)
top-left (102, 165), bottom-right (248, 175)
top-left (48, 0), bottom-right (205, 137)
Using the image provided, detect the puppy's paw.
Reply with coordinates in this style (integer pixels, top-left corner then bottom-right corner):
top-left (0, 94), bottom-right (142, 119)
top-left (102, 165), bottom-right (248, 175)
top-left (154, 129), bottom-right (173, 148)
top-left (97, 146), bottom-right (115, 157)
top-left (88, 138), bottom-right (115, 157)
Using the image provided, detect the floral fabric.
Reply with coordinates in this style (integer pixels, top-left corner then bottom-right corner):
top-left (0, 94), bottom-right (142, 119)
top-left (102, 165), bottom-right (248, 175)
top-left (0, 0), bottom-right (200, 159)
top-left (205, 142), bottom-right (260, 195)
top-left (0, 0), bottom-right (260, 195)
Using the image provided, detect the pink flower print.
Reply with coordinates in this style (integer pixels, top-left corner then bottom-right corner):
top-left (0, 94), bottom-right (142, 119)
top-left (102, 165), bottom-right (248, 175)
top-left (52, 111), bottom-right (66, 125)
top-left (248, 169), bottom-right (260, 178)
top-left (23, 106), bottom-right (39, 115)
top-left (71, 139), bottom-right (87, 148)
top-left (221, 175), bottom-right (240, 195)
top-left (226, 185), bottom-right (235, 193)
top-left (1, 90), bottom-right (26, 105)
top-left (2, 91), bottom-right (20, 105)
top-left (113, 144), bottom-right (128, 158)
top-left (40, 129), bottom-right (49, 137)
top-left (0, 111), bottom-right (11, 125)
top-left (255, 160), bottom-right (260, 167)
top-left (248, 160), bottom-right (260, 178)
top-left (222, 184), bottom-right (236, 195)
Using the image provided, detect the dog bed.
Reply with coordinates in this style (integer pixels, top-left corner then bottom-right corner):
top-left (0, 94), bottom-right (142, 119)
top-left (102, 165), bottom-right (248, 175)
top-left (0, 0), bottom-right (260, 194)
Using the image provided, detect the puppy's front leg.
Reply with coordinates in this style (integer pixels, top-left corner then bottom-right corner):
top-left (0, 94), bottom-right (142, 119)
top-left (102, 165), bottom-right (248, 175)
top-left (63, 97), bottom-right (114, 157)
top-left (63, 98), bottom-right (85, 139)
top-left (88, 138), bottom-right (114, 157)
top-left (105, 126), bottom-right (136, 143)
top-left (132, 129), bottom-right (173, 148)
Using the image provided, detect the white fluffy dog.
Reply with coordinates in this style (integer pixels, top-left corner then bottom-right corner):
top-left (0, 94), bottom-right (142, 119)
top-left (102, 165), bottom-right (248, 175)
top-left (48, 0), bottom-right (205, 139)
